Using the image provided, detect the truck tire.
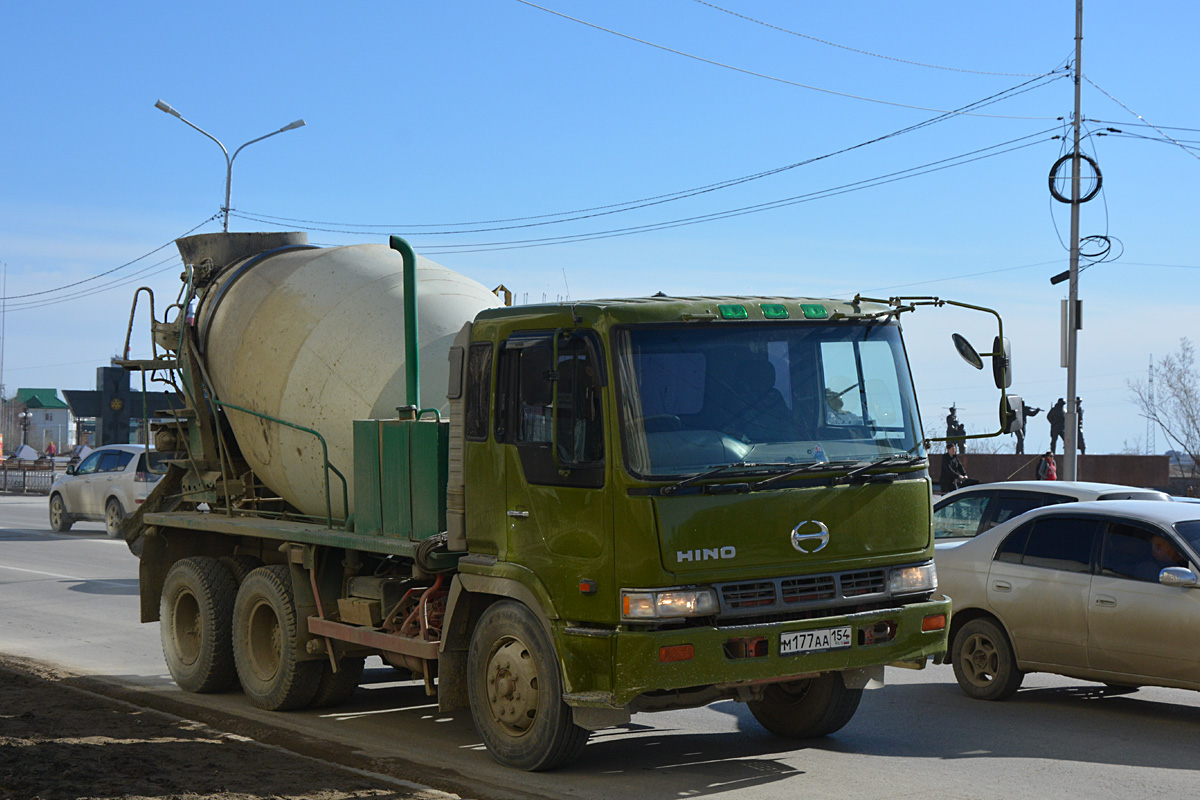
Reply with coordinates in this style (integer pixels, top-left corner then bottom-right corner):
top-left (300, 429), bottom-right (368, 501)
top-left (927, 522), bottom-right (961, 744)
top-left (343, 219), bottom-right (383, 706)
top-left (104, 498), bottom-right (125, 539)
top-left (218, 554), bottom-right (264, 586)
top-left (951, 617), bottom-right (1024, 701)
top-left (49, 494), bottom-right (73, 532)
top-left (467, 601), bottom-right (588, 771)
top-left (747, 673), bottom-right (863, 738)
top-left (160, 557), bottom-right (239, 693)
top-left (232, 565), bottom-right (322, 711)
top-left (310, 657), bottom-right (366, 708)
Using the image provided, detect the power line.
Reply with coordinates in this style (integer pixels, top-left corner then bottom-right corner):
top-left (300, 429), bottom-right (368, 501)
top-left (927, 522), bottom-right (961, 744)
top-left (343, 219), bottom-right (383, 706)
top-left (691, 0), bottom-right (1048, 77)
top-left (512, 0), bottom-right (1062, 119)
top-left (1084, 76), bottom-right (1200, 164)
top-left (237, 73), bottom-right (1064, 237)
top-left (397, 130), bottom-right (1058, 254)
top-left (0, 215), bottom-right (216, 302)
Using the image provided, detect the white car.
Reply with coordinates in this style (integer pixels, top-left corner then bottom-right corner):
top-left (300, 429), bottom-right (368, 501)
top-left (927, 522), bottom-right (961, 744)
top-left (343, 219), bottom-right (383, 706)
top-left (934, 480), bottom-right (1171, 548)
top-left (48, 445), bottom-right (168, 538)
top-left (937, 500), bottom-right (1200, 700)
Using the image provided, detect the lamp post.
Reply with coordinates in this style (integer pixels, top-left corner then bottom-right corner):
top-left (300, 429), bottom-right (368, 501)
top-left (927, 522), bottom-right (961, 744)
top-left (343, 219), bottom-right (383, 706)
top-left (17, 410), bottom-right (31, 447)
top-left (154, 100), bottom-right (306, 233)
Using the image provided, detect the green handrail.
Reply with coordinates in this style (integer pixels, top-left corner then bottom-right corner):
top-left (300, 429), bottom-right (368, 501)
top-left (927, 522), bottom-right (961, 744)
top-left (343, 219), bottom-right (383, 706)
top-left (216, 400), bottom-right (349, 529)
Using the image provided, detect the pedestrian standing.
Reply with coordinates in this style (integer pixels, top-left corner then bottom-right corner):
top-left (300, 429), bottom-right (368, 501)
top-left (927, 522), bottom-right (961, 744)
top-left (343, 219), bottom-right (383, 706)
top-left (1036, 451), bottom-right (1057, 481)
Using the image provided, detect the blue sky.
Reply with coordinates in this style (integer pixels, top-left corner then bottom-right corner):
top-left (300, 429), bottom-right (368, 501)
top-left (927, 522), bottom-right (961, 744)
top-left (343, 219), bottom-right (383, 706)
top-left (2, 1), bottom-right (1196, 455)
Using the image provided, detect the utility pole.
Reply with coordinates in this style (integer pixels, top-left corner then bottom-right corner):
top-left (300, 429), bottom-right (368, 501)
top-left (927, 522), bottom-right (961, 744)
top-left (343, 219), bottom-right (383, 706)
top-left (1062, 0), bottom-right (1084, 480)
top-left (1146, 355), bottom-right (1155, 454)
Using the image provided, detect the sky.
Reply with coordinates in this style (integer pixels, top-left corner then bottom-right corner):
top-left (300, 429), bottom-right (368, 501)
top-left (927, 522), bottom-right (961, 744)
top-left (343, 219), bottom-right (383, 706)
top-left (2, 1), bottom-right (1197, 456)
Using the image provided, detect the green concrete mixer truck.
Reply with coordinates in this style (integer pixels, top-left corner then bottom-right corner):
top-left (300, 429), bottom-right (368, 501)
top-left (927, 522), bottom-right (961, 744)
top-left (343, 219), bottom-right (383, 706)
top-left (116, 231), bottom-right (1020, 771)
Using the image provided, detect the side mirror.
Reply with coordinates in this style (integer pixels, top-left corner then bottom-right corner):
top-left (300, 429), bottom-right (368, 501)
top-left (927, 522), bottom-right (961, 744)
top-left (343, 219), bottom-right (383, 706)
top-left (991, 336), bottom-right (1012, 389)
top-left (65, 465), bottom-right (76, 476)
top-left (1160, 567), bottom-right (1199, 588)
top-left (1001, 394), bottom-right (1024, 434)
top-left (952, 334), bottom-right (984, 370)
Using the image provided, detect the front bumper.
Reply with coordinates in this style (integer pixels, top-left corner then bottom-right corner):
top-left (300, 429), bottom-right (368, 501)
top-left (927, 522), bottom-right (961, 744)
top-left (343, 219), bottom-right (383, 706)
top-left (557, 597), bottom-right (950, 708)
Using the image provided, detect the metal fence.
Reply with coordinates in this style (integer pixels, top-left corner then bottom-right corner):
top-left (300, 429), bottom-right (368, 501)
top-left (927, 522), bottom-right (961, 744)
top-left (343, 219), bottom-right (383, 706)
top-left (0, 463), bottom-right (59, 495)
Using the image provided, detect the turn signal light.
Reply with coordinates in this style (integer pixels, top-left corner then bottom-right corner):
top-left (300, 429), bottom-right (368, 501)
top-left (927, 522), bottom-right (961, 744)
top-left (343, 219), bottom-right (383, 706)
top-left (659, 644), bottom-right (694, 663)
top-left (922, 614), bottom-right (947, 632)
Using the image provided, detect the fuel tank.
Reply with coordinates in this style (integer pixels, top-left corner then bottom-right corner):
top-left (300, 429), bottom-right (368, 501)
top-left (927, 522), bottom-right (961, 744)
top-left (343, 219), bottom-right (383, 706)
top-left (181, 233), bottom-right (497, 519)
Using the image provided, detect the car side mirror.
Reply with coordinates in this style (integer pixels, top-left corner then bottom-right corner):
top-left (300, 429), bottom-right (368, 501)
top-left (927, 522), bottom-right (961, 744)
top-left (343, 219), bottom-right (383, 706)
top-left (1160, 567), bottom-right (1199, 588)
top-left (65, 466), bottom-right (76, 476)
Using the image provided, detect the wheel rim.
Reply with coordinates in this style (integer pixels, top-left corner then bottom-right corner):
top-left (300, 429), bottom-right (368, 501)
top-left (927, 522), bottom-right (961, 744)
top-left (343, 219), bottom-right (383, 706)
top-left (960, 632), bottom-right (1001, 687)
top-left (106, 502), bottom-right (121, 534)
top-left (246, 598), bottom-right (283, 681)
top-left (171, 590), bottom-right (202, 666)
top-left (485, 635), bottom-right (540, 736)
top-left (50, 497), bottom-right (63, 527)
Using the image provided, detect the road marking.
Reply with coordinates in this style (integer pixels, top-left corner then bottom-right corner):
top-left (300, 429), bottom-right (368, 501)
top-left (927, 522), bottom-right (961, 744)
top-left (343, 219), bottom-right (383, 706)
top-left (0, 563), bottom-right (132, 587)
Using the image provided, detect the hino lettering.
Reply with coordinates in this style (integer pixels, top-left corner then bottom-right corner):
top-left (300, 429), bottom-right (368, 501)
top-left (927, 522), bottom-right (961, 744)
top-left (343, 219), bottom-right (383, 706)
top-left (678, 546), bottom-right (737, 562)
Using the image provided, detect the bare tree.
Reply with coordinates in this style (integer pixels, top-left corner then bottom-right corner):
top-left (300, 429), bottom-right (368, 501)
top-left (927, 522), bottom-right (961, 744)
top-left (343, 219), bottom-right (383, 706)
top-left (1128, 338), bottom-right (1200, 476)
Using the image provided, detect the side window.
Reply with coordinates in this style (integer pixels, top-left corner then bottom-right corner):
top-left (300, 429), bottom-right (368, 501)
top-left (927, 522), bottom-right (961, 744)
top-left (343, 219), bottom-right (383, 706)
top-left (75, 452), bottom-right (103, 475)
top-left (986, 492), bottom-right (1045, 531)
top-left (115, 451), bottom-right (136, 471)
top-left (97, 451), bottom-right (123, 473)
top-left (1020, 517), bottom-right (1101, 573)
top-left (464, 342), bottom-right (493, 442)
top-left (933, 493), bottom-right (992, 539)
top-left (1101, 522), bottom-right (1189, 582)
top-left (495, 331), bottom-right (605, 488)
top-left (995, 520), bottom-right (1034, 563)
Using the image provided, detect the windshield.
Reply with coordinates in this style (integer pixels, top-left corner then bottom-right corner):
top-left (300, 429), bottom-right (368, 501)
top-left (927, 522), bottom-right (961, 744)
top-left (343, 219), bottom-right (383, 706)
top-left (615, 321), bottom-right (923, 477)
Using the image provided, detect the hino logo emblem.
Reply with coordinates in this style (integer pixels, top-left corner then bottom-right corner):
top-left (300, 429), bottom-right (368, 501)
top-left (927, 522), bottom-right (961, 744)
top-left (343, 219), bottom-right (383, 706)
top-left (791, 520), bottom-right (829, 553)
top-left (677, 546), bottom-right (736, 563)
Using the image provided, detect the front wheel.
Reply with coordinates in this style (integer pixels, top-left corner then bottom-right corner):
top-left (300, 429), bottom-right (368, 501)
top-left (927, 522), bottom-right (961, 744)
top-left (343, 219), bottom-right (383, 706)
top-left (952, 617), bottom-right (1024, 701)
top-left (467, 601), bottom-right (588, 771)
top-left (747, 673), bottom-right (863, 738)
top-left (104, 498), bottom-right (125, 539)
top-left (49, 494), bottom-right (73, 532)
top-left (232, 565), bottom-right (322, 711)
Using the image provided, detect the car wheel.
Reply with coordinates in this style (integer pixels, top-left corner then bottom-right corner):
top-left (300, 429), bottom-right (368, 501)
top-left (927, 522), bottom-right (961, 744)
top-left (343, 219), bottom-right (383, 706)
top-left (747, 673), bottom-right (863, 738)
top-left (952, 618), bottom-right (1024, 701)
top-left (49, 494), bottom-right (73, 532)
top-left (104, 498), bottom-right (125, 539)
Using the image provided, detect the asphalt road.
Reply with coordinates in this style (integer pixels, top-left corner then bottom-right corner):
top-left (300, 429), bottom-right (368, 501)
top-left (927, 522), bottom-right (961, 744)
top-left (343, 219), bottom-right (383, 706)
top-left (2, 493), bottom-right (1198, 799)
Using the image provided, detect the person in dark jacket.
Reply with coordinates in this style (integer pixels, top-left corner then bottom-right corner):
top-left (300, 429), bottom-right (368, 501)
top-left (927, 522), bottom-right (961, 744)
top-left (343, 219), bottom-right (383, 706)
top-left (940, 443), bottom-right (972, 492)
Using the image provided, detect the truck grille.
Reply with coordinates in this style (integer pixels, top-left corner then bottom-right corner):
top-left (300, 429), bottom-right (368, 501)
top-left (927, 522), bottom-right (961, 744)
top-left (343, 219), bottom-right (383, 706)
top-left (717, 568), bottom-right (888, 619)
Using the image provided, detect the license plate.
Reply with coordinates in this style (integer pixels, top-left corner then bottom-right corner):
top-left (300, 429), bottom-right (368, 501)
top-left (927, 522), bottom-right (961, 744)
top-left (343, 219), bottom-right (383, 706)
top-left (780, 626), bottom-right (852, 656)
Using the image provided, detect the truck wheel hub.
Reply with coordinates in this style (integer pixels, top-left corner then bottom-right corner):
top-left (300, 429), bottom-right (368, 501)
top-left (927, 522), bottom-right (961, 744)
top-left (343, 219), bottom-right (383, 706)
top-left (486, 638), bottom-right (539, 733)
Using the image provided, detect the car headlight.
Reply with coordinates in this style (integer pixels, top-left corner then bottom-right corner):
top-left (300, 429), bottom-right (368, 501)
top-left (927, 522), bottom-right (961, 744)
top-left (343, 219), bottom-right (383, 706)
top-left (621, 587), bottom-right (719, 620)
top-left (889, 563), bottom-right (937, 595)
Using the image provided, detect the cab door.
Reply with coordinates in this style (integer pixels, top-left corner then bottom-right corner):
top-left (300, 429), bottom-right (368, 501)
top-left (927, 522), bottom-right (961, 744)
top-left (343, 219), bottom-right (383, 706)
top-left (64, 450), bottom-right (104, 517)
top-left (494, 330), bottom-right (610, 621)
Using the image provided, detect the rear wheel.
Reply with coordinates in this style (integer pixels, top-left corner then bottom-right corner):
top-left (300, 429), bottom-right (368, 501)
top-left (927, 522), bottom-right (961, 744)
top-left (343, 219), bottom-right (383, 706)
top-left (49, 494), bottom-right (73, 532)
top-left (467, 601), bottom-right (588, 771)
top-left (310, 657), bottom-right (366, 708)
top-left (232, 565), bottom-right (322, 711)
top-left (952, 618), bottom-right (1024, 701)
top-left (747, 673), bottom-right (863, 738)
top-left (104, 498), bottom-right (125, 539)
top-left (219, 554), bottom-right (264, 586)
top-left (160, 557), bottom-right (238, 693)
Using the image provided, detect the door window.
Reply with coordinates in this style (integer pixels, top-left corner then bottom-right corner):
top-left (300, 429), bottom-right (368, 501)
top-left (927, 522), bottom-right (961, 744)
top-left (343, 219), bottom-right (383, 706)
top-left (1019, 516), bottom-right (1101, 574)
top-left (74, 452), bottom-right (103, 475)
top-left (1100, 522), bottom-right (1189, 582)
top-left (987, 491), bottom-right (1047, 531)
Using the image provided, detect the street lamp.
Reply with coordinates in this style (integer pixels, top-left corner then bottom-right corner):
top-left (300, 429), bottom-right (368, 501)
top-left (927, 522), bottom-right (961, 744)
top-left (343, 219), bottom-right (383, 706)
top-left (154, 100), bottom-right (306, 233)
top-left (17, 410), bottom-right (31, 447)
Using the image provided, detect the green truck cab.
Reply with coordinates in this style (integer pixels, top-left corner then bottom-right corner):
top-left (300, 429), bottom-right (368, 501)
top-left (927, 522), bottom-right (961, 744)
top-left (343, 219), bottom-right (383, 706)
top-left (123, 234), bottom-right (1015, 772)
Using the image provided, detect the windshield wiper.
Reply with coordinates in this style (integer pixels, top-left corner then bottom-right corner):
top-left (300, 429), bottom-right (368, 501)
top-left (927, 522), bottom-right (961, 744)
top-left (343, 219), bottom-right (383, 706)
top-left (832, 453), bottom-right (927, 485)
top-left (660, 461), bottom-right (801, 496)
top-left (751, 459), bottom-right (861, 490)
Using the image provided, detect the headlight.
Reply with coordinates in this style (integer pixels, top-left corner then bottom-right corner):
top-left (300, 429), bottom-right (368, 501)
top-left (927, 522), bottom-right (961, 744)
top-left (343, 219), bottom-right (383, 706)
top-left (621, 587), bottom-right (719, 620)
top-left (889, 563), bottom-right (937, 595)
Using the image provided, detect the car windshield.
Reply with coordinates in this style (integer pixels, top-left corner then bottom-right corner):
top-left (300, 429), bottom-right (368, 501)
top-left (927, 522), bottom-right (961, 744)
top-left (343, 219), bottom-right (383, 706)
top-left (614, 321), bottom-right (923, 477)
top-left (1172, 520), bottom-right (1200, 555)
